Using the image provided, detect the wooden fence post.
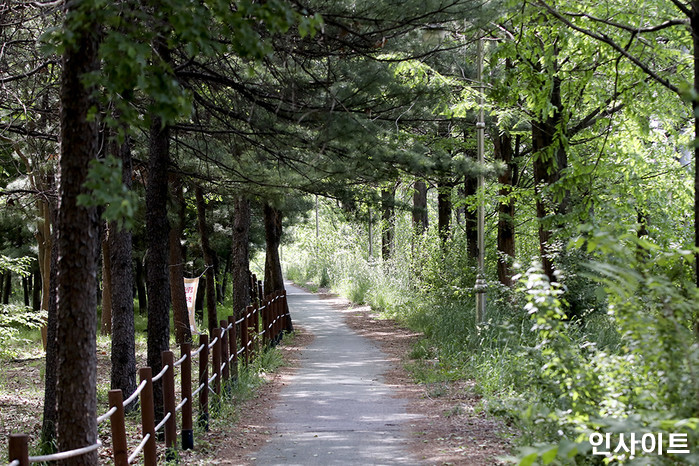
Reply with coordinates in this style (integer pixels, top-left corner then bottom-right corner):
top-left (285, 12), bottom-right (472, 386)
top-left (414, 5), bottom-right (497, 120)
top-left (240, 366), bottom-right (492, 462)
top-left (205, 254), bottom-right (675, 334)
top-left (198, 333), bottom-right (209, 431)
top-left (283, 290), bottom-right (293, 333)
top-left (162, 350), bottom-right (177, 457)
top-left (8, 434), bottom-right (28, 466)
top-left (253, 304), bottom-right (261, 354)
top-left (261, 299), bottom-right (269, 347)
top-left (108, 389), bottom-right (128, 466)
top-left (228, 315), bottom-right (237, 379)
top-left (274, 296), bottom-right (281, 344)
top-left (180, 342), bottom-right (194, 450)
top-left (212, 327), bottom-right (222, 396)
top-left (220, 319), bottom-right (230, 390)
top-left (241, 306), bottom-right (250, 365)
top-left (246, 304), bottom-right (255, 360)
top-left (138, 367), bottom-right (157, 466)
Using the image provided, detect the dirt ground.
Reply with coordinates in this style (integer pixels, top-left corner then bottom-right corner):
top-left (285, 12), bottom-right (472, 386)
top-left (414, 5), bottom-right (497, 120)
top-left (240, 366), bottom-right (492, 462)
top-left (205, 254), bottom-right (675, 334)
top-left (207, 290), bottom-right (515, 465)
top-left (1, 289), bottom-right (514, 465)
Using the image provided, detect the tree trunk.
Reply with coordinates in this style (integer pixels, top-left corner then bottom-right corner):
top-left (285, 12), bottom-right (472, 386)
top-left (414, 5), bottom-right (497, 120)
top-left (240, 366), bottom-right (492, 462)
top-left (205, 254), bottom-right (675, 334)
top-left (232, 196), bottom-right (251, 318)
top-left (37, 198), bottom-right (52, 347)
top-left (195, 185), bottom-right (217, 334)
top-left (264, 204), bottom-right (292, 332)
top-left (494, 132), bottom-right (518, 287)
top-left (170, 177), bottom-right (191, 344)
top-left (145, 114), bottom-right (171, 423)
top-left (381, 188), bottom-right (394, 261)
top-left (40, 207), bottom-right (58, 448)
top-left (3, 271), bottom-right (11, 304)
top-left (412, 180), bottom-right (428, 235)
top-left (532, 74), bottom-right (566, 282)
top-left (221, 252), bottom-right (231, 302)
top-left (32, 269), bottom-right (41, 312)
top-left (263, 205), bottom-right (284, 293)
top-left (22, 276), bottom-right (30, 307)
top-left (195, 277), bottom-right (204, 321)
top-left (437, 179), bottom-right (452, 244)
top-left (55, 5), bottom-right (101, 460)
top-left (692, 5), bottom-right (699, 290)
top-left (109, 137), bottom-right (137, 404)
top-left (135, 256), bottom-right (147, 315)
top-left (100, 227), bottom-right (112, 335)
top-left (464, 171), bottom-right (478, 262)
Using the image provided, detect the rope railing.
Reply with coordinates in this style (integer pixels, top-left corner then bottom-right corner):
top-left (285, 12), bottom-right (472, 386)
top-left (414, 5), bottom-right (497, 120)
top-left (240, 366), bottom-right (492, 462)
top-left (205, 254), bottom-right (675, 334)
top-left (97, 406), bottom-right (118, 424)
top-left (151, 363), bottom-right (169, 383)
top-left (154, 411), bottom-right (172, 433)
top-left (190, 342), bottom-right (206, 357)
top-left (123, 379), bottom-right (147, 408)
top-left (7, 286), bottom-right (291, 466)
top-left (174, 353), bottom-right (188, 367)
top-left (128, 433), bottom-right (151, 465)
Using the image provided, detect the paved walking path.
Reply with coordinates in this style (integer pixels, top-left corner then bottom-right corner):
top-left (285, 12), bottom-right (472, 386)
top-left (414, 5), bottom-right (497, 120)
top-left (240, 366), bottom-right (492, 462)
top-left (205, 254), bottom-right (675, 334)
top-left (251, 283), bottom-right (422, 465)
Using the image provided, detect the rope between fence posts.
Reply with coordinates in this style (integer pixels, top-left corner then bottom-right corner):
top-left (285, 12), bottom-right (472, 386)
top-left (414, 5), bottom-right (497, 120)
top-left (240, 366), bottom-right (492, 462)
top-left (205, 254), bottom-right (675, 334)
top-left (28, 440), bottom-right (102, 462)
top-left (151, 364), bottom-right (170, 383)
top-left (124, 379), bottom-right (148, 409)
top-left (192, 382), bottom-right (205, 397)
top-left (208, 372), bottom-right (218, 384)
top-left (225, 323), bottom-right (233, 331)
top-left (97, 406), bottom-right (118, 424)
top-left (228, 353), bottom-right (235, 364)
top-left (175, 396), bottom-right (188, 412)
top-left (221, 361), bottom-right (227, 372)
top-left (128, 433), bottom-right (151, 464)
top-left (236, 347), bottom-right (245, 356)
top-left (191, 343), bottom-right (206, 357)
top-left (235, 317), bottom-right (244, 325)
top-left (208, 336), bottom-right (219, 349)
top-left (154, 411), bottom-right (172, 433)
top-left (174, 353), bottom-right (188, 367)
top-left (8, 460), bottom-right (19, 466)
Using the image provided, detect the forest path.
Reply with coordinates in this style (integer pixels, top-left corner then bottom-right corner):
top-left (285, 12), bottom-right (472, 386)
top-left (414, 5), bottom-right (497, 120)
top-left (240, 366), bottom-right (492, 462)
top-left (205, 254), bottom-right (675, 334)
top-left (250, 282), bottom-right (423, 466)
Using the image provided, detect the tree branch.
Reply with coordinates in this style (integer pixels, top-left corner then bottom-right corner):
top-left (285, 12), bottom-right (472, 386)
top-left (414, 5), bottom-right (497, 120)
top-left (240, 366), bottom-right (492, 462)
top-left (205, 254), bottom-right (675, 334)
top-left (535, 0), bottom-right (682, 96)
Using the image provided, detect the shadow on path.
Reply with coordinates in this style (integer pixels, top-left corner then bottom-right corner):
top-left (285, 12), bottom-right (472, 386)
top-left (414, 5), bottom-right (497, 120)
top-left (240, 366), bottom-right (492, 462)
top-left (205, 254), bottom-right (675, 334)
top-left (251, 283), bottom-right (422, 465)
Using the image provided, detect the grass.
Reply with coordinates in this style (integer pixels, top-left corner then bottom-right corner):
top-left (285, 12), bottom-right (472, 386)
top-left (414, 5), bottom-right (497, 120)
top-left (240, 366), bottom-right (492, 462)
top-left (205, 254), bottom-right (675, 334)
top-left (1, 297), bottom-right (293, 464)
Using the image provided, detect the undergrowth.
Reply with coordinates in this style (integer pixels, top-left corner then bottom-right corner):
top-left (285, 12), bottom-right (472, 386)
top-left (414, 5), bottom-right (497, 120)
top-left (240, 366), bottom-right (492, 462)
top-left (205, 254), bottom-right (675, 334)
top-left (284, 203), bottom-right (699, 465)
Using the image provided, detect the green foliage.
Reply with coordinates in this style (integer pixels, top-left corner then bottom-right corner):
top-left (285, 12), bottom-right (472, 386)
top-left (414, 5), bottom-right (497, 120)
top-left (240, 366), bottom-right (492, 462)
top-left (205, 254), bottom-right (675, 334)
top-left (0, 256), bottom-right (45, 359)
top-left (77, 155), bottom-right (139, 230)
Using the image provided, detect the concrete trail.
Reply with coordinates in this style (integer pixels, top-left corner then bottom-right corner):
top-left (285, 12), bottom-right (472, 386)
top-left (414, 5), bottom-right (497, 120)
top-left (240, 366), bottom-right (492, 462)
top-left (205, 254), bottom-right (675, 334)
top-left (251, 283), bottom-right (422, 466)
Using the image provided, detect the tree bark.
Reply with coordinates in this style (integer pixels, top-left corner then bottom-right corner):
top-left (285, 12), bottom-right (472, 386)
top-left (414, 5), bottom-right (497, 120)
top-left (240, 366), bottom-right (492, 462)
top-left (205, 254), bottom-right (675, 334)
top-left (170, 177), bottom-right (192, 344)
top-left (3, 272), bottom-right (11, 304)
top-left (232, 196), bottom-right (251, 318)
top-left (532, 74), bottom-right (566, 282)
top-left (263, 205), bottom-right (283, 289)
top-left (692, 5), bottom-right (699, 290)
top-left (40, 207), bottom-right (58, 448)
top-left (437, 179), bottom-right (452, 244)
top-left (195, 185), bottom-right (218, 334)
top-left (22, 276), bottom-right (29, 307)
top-left (412, 180), bottom-right (428, 235)
top-left (100, 228), bottom-right (112, 335)
top-left (109, 137), bottom-right (137, 404)
top-left (494, 132), bottom-right (518, 287)
top-left (135, 256), bottom-right (147, 314)
top-left (264, 204), bottom-right (292, 332)
top-left (464, 171), bottom-right (478, 262)
top-left (55, 4), bottom-right (101, 460)
top-left (381, 188), bottom-right (394, 261)
top-left (32, 269), bottom-right (41, 312)
top-left (146, 114), bottom-right (171, 423)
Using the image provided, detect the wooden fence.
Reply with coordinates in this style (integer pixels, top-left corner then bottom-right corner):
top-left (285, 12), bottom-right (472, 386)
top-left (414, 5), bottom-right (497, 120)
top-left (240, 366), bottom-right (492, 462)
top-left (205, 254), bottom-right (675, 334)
top-left (7, 287), bottom-right (291, 466)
